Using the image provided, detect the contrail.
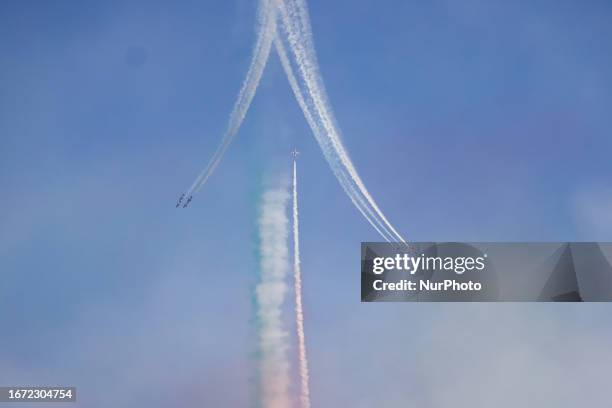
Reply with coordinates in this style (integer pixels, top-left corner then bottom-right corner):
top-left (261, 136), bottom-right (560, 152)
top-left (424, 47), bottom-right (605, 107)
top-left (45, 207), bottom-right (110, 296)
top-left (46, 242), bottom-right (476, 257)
top-left (274, 34), bottom-right (396, 242)
top-left (283, 0), bottom-right (405, 242)
top-left (255, 183), bottom-right (292, 408)
top-left (292, 158), bottom-right (311, 408)
top-left (273, 0), bottom-right (405, 242)
top-left (185, 0), bottom-right (277, 197)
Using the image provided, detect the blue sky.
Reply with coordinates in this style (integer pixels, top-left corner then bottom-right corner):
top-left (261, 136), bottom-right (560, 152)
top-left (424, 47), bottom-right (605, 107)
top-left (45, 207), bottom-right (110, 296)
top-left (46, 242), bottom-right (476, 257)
top-left (1, 1), bottom-right (612, 406)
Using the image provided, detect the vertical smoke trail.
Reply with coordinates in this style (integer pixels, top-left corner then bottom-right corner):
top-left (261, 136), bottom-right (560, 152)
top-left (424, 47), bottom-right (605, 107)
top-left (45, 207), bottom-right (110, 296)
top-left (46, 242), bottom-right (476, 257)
top-left (186, 0), bottom-right (277, 196)
top-left (274, 0), bottom-right (406, 242)
top-left (255, 183), bottom-right (292, 408)
top-left (292, 159), bottom-right (311, 408)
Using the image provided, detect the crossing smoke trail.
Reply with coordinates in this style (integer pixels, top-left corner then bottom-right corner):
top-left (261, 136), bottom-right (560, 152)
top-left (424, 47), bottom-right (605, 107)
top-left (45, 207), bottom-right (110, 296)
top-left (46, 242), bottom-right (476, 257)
top-left (186, 0), bottom-right (276, 197)
top-left (292, 159), bottom-right (311, 408)
top-left (255, 183), bottom-right (292, 408)
top-left (184, 0), bottom-right (405, 243)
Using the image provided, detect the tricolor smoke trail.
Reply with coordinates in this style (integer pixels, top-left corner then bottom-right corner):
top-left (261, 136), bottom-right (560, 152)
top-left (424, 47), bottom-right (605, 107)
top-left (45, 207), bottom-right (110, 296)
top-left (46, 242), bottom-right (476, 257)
top-left (185, 0), bottom-right (406, 244)
top-left (255, 183), bottom-right (292, 408)
top-left (292, 158), bottom-right (311, 408)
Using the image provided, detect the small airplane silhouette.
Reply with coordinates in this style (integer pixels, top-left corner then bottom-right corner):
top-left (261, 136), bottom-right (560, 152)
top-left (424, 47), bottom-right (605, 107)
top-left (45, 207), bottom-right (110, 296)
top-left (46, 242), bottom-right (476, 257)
top-left (182, 195), bottom-right (193, 208)
top-left (291, 148), bottom-right (300, 159)
top-left (176, 193), bottom-right (185, 208)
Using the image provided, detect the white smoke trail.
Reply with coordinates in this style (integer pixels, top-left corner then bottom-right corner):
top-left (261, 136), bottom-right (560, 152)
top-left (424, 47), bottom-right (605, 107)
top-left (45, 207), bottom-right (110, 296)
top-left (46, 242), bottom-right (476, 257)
top-left (274, 35), bottom-right (395, 242)
top-left (186, 0), bottom-right (277, 196)
top-left (274, 0), bottom-right (406, 242)
top-left (255, 184), bottom-right (292, 408)
top-left (292, 159), bottom-right (311, 408)
top-left (279, 0), bottom-right (404, 242)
